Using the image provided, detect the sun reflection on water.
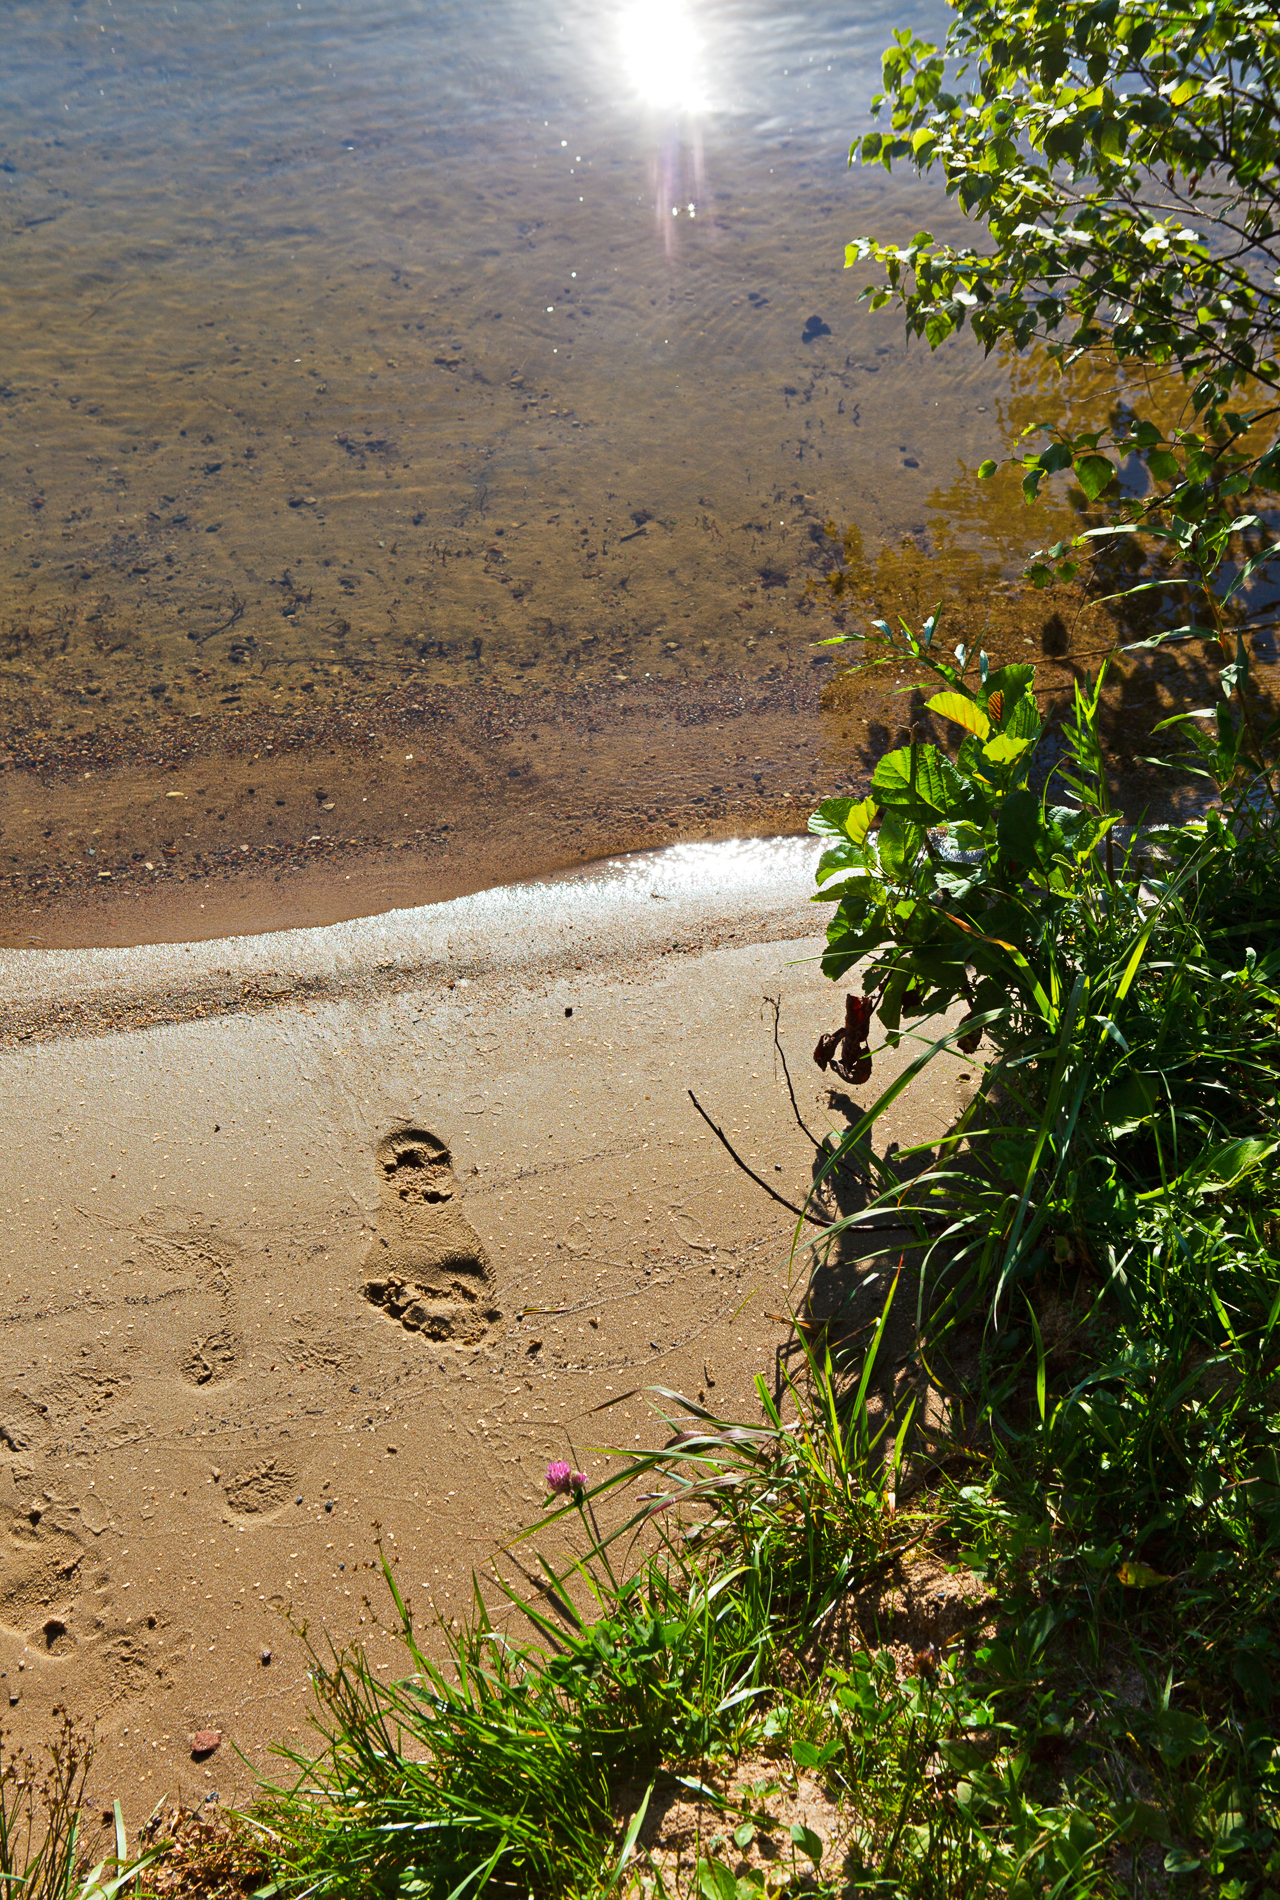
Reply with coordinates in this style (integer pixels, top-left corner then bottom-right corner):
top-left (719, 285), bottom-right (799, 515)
top-left (618, 0), bottom-right (707, 112)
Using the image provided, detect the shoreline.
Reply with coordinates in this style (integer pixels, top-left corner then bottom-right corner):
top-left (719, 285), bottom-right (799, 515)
top-left (0, 836), bottom-right (973, 1820)
top-left (0, 623), bottom-right (1128, 954)
top-left (0, 668), bottom-right (846, 951)
top-left (0, 834), bottom-right (825, 1042)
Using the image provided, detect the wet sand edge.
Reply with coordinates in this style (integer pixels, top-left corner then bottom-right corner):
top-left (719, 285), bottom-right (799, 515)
top-left (0, 835), bottom-right (825, 1043)
top-left (0, 667), bottom-right (846, 951)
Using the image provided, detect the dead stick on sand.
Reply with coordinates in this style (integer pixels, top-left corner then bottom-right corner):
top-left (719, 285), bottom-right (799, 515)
top-left (762, 995), bottom-right (871, 1202)
top-left (687, 1087), bottom-right (926, 1245)
top-left (686, 1089), bottom-right (827, 1227)
top-left (762, 992), bottom-right (824, 1152)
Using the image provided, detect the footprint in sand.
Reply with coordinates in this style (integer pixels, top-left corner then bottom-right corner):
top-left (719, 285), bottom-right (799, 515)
top-left (223, 1457), bottom-right (297, 1519)
top-left (361, 1127), bottom-right (500, 1346)
top-left (179, 1329), bottom-right (239, 1387)
top-left (0, 1498), bottom-right (86, 1629)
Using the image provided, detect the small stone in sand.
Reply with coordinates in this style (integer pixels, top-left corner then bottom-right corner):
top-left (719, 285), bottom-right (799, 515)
top-left (190, 1729), bottom-right (222, 1758)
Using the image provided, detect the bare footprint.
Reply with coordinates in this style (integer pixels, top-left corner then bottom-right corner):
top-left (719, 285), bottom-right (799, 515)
top-left (0, 1500), bottom-right (86, 1627)
top-left (0, 1391), bottom-right (46, 1491)
top-left (224, 1458), bottom-right (297, 1518)
top-left (363, 1273), bottom-right (499, 1345)
top-left (140, 1222), bottom-right (240, 1299)
top-left (179, 1329), bottom-right (239, 1387)
top-left (362, 1127), bottom-right (500, 1345)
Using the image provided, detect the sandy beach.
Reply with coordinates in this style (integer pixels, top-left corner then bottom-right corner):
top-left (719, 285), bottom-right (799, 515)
top-left (0, 838), bottom-right (972, 1826)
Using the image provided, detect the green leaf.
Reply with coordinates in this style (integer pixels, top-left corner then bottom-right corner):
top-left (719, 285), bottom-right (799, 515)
top-left (1117, 1560), bottom-right (1171, 1588)
top-left (816, 841), bottom-right (875, 887)
top-left (1074, 453), bottom-right (1117, 500)
top-left (821, 898), bottom-right (889, 979)
top-left (1183, 1136), bottom-right (1279, 1192)
top-left (1115, 1801), bottom-right (1172, 1847)
top-left (1147, 447), bottom-right (1181, 483)
top-left (1005, 690), bottom-right (1042, 741)
top-left (877, 812), bottom-right (925, 880)
top-left (733, 1822), bottom-right (756, 1850)
top-left (600, 1783), bottom-right (655, 1898)
top-left (1150, 1707), bottom-right (1209, 1769)
top-left (809, 797), bottom-right (859, 840)
top-left (982, 664), bottom-right (1037, 717)
top-left (937, 1737), bottom-right (989, 1772)
top-left (1101, 1073), bottom-right (1158, 1136)
top-left (872, 744), bottom-right (988, 825)
top-left (1038, 441), bottom-right (1074, 476)
top-left (1254, 448), bottom-right (1280, 490)
top-left (982, 731), bottom-right (1035, 765)
top-left (977, 457), bottom-right (998, 478)
top-left (879, 962), bottom-right (910, 1038)
top-left (792, 1737), bottom-right (842, 1771)
top-left (1097, 118), bottom-right (1126, 159)
top-left (927, 690), bottom-right (990, 737)
top-left (843, 795), bottom-right (878, 845)
top-left (697, 1859), bottom-right (739, 1900)
top-left (789, 1821), bottom-right (824, 1866)
top-left (996, 786), bottom-right (1046, 864)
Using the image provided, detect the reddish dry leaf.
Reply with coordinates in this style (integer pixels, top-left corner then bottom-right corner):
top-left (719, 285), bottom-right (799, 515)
top-left (814, 990), bottom-right (875, 1084)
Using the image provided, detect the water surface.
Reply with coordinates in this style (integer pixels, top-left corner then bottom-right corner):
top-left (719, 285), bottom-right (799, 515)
top-left (0, 0), bottom-right (1102, 944)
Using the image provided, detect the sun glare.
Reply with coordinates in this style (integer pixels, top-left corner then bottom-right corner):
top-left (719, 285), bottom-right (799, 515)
top-left (618, 0), bottom-right (705, 112)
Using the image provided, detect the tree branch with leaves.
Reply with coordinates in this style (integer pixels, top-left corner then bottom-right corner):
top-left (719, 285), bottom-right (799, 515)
top-left (847, 0), bottom-right (1280, 732)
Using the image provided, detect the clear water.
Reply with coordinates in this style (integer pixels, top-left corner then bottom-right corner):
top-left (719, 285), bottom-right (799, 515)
top-left (0, 0), bottom-right (1038, 731)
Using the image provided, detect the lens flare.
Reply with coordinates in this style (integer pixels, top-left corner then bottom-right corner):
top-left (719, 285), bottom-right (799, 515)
top-left (619, 0), bottom-right (705, 112)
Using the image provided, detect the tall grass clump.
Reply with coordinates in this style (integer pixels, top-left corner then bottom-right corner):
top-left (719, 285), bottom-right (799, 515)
top-left (804, 609), bottom-right (1280, 1559)
top-left (249, 1327), bottom-right (927, 1900)
top-left (1, 1714), bottom-right (157, 1900)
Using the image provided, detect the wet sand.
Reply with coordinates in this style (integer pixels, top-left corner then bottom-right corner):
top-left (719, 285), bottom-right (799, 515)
top-left (2, 569), bottom-right (1261, 952)
top-left (0, 667), bottom-right (829, 950)
top-left (0, 839), bottom-right (975, 1823)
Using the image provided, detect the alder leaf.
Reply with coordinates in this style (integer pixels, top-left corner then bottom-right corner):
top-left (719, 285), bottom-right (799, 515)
top-left (927, 690), bottom-right (990, 738)
top-left (844, 795), bottom-right (879, 845)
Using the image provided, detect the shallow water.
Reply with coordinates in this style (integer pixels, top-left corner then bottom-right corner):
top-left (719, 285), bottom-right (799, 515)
top-left (4, 0), bottom-right (1159, 949)
top-left (0, 0), bottom-right (1034, 725)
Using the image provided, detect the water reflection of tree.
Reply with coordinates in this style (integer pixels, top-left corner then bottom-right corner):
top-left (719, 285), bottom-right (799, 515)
top-left (814, 335), bottom-right (1273, 795)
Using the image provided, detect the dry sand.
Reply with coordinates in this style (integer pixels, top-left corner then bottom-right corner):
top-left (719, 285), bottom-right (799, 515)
top-left (0, 839), bottom-right (973, 1827)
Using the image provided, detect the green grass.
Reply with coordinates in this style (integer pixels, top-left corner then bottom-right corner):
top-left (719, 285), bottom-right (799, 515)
top-left (246, 1327), bottom-right (917, 1900)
